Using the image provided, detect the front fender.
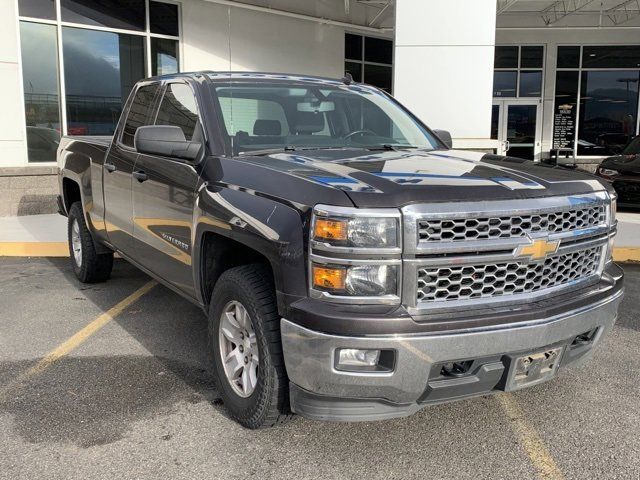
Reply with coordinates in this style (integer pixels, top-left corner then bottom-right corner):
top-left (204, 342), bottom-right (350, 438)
top-left (193, 184), bottom-right (309, 311)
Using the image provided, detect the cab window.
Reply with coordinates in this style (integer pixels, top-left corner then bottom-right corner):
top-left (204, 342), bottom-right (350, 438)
top-left (155, 83), bottom-right (200, 141)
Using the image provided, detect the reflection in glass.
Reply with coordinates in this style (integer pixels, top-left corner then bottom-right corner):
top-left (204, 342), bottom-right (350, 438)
top-left (578, 70), bottom-right (640, 156)
top-left (61, 0), bottom-right (146, 31)
top-left (62, 26), bottom-right (145, 135)
top-left (150, 1), bottom-right (179, 36)
top-left (20, 21), bottom-right (61, 162)
top-left (18, 0), bottom-right (56, 20)
top-left (152, 38), bottom-right (179, 76)
top-left (493, 71), bottom-right (517, 97)
top-left (519, 70), bottom-right (542, 97)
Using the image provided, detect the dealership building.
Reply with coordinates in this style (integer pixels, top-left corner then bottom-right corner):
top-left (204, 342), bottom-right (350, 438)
top-left (0, 0), bottom-right (639, 215)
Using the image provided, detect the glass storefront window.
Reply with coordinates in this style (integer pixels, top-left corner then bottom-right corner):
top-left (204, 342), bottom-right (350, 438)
top-left (151, 38), bottom-right (179, 76)
top-left (18, 0), bottom-right (182, 162)
top-left (61, 0), bottom-right (146, 31)
top-left (493, 46), bottom-right (544, 99)
top-left (578, 70), bottom-right (639, 156)
top-left (495, 46), bottom-right (518, 69)
top-left (557, 46), bottom-right (580, 68)
top-left (19, 21), bottom-right (61, 163)
top-left (18, 0), bottom-right (56, 20)
top-left (62, 27), bottom-right (145, 135)
top-left (520, 46), bottom-right (543, 69)
top-left (582, 46), bottom-right (640, 69)
top-left (344, 34), bottom-right (393, 92)
top-left (150, 1), bottom-right (179, 36)
top-left (519, 70), bottom-right (542, 97)
top-left (493, 71), bottom-right (517, 97)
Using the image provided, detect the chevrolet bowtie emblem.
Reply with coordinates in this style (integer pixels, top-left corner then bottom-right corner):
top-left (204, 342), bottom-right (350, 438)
top-left (516, 238), bottom-right (560, 260)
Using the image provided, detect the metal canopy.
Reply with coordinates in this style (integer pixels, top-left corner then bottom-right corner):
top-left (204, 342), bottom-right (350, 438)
top-left (496, 0), bottom-right (640, 26)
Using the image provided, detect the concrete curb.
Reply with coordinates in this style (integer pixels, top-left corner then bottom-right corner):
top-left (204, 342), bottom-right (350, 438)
top-left (2, 242), bottom-right (640, 263)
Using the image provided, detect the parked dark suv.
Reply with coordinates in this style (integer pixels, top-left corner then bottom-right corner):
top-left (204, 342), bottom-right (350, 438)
top-left (597, 136), bottom-right (640, 208)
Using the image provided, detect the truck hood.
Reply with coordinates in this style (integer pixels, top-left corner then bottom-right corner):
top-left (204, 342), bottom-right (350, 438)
top-left (245, 148), bottom-right (608, 208)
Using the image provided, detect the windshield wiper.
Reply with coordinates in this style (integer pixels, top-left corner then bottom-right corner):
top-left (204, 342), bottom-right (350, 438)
top-left (365, 144), bottom-right (420, 151)
top-left (238, 146), bottom-right (297, 156)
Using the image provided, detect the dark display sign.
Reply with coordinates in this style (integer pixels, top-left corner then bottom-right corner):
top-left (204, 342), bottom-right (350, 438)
top-left (552, 71), bottom-right (579, 150)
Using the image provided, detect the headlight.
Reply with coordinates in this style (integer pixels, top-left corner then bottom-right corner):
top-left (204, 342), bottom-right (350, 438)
top-left (312, 205), bottom-right (400, 250)
top-left (312, 263), bottom-right (398, 296)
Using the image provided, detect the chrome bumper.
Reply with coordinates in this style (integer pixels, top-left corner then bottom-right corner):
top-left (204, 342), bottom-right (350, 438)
top-left (281, 288), bottom-right (623, 422)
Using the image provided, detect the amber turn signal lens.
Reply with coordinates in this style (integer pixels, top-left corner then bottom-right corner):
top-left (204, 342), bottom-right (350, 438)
top-left (314, 219), bottom-right (348, 241)
top-left (312, 265), bottom-right (346, 291)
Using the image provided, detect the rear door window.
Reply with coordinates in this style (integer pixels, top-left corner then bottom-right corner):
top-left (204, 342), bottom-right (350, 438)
top-left (121, 84), bottom-right (159, 147)
top-left (155, 82), bottom-right (200, 140)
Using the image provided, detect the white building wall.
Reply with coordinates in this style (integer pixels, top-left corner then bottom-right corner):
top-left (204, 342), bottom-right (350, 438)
top-left (496, 28), bottom-right (640, 157)
top-left (393, 0), bottom-right (498, 150)
top-left (0, 0), bottom-right (28, 167)
top-left (181, 0), bottom-right (347, 76)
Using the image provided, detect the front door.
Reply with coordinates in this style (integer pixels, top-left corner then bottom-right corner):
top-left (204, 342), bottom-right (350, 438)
top-left (103, 83), bottom-right (159, 252)
top-left (131, 81), bottom-right (203, 297)
top-left (492, 100), bottom-right (542, 160)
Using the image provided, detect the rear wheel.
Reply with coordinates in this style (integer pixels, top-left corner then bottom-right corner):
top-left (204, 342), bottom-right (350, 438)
top-left (208, 264), bottom-right (293, 429)
top-left (67, 202), bottom-right (113, 283)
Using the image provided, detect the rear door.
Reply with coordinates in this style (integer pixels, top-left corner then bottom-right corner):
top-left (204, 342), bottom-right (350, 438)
top-left (131, 81), bottom-right (204, 296)
top-left (103, 82), bottom-right (159, 252)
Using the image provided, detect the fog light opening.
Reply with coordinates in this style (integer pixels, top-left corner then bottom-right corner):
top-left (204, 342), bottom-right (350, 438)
top-left (334, 348), bottom-right (395, 373)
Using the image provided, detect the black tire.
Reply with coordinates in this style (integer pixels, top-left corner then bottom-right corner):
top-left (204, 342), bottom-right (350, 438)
top-left (67, 201), bottom-right (113, 283)
top-left (208, 264), bottom-right (293, 429)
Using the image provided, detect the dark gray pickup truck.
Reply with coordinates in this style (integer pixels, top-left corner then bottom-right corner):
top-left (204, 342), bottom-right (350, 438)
top-left (57, 72), bottom-right (623, 429)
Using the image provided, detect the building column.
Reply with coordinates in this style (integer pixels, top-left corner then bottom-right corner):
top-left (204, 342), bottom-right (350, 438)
top-left (393, 0), bottom-right (498, 150)
top-left (0, 0), bottom-right (28, 167)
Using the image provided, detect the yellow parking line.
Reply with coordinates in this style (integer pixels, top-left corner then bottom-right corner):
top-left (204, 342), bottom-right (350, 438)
top-left (0, 242), bottom-right (69, 257)
top-left (0, 280), bottom-right (156, 401)
top-left (497, 393), bottom-right (564, 480)
top-left (612, 247), bottom-right (640, 263)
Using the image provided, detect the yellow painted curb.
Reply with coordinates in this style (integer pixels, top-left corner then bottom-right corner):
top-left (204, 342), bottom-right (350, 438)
top-left (0, 242), bottom-right (69, 257)
top-left (613, 247), bottom-right (640, 263)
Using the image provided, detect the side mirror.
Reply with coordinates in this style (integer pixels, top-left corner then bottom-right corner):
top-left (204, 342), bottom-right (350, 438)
top-left (433, 129), bottom-right (453, 149)
top-left (134, 125), bottom-right (202, 161)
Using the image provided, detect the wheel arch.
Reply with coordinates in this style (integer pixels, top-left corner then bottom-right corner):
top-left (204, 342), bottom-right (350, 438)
top-left (193, 186), bottom-right (309, 315)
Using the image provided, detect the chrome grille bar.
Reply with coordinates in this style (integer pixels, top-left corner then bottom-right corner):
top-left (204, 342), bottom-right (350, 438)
top-left (416, 246), bottom-right (601, 303)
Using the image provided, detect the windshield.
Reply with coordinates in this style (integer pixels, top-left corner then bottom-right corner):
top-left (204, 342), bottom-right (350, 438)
top-left (623, 136), bottom-right (640, 155)
top-left (212, 82), bottom-right (441, 155)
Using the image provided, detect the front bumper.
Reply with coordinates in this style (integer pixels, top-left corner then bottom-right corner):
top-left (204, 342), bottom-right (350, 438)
top-left (281, 267), bottom-right (623, 422)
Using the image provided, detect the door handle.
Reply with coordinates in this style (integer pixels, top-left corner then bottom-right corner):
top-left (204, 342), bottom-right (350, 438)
top-left (133, 170), bottom-right (148, 183)
top-left (104, 162), bottom-right (117, 173)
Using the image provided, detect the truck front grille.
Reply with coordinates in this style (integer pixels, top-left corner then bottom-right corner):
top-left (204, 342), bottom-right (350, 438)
top-left (416, 246), bottom-right (601, 303)
top-left (418, 205), bottom-right (606, 242)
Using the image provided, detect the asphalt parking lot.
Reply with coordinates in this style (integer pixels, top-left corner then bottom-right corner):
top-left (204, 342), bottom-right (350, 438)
top-left (0, 258), bottom-right (638, 480)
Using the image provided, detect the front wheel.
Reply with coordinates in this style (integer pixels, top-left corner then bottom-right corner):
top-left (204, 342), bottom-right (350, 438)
top-left (67, 202), bottom-right (113, 283)
top-left (208, 264), bottom-right (293, 429)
